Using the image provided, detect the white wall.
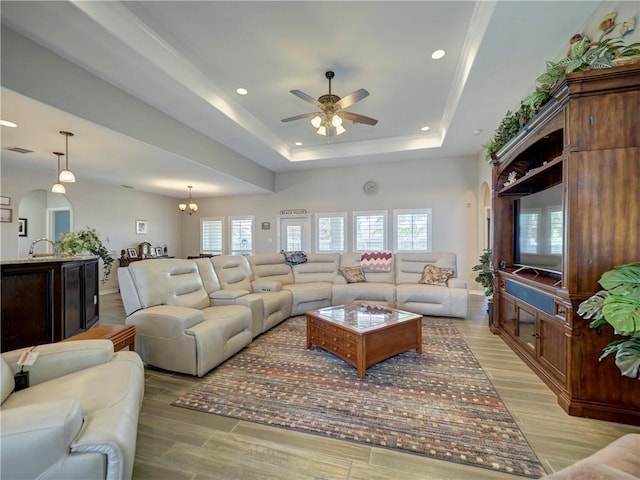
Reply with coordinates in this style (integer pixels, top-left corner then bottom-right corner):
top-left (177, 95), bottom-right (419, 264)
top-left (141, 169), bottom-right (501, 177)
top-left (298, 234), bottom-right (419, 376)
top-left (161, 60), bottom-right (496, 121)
top-left (0, 163), bottom-right (184, 293)
top-left (181, 155), bottom-right (481, 286)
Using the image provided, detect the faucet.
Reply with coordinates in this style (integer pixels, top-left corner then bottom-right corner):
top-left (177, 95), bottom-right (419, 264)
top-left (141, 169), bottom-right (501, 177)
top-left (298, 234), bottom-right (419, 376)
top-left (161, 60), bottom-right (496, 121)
top-left (28, 238), bottom-right (57, 258)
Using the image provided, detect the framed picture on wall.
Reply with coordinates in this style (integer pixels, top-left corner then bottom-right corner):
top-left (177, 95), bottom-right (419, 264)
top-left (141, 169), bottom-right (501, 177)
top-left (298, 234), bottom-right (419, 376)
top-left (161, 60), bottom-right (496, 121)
top-left (0, 196), bottom-right (10, 206)
top-left (18, 218), bottom-right (27, 236)
top-left (135, 220), bottom-right (148, 235)
top-left (0, 208), bottom-right (12, 223)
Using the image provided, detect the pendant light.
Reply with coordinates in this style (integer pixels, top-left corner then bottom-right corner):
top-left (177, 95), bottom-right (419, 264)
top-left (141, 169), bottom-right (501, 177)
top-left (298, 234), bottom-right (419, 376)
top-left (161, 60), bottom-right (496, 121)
top-left (58, 131), bottom-right (76, 183)
top-left (51, 152), bottom-right (66, 194)
top-left (178, 186), bottom-right (198, 215)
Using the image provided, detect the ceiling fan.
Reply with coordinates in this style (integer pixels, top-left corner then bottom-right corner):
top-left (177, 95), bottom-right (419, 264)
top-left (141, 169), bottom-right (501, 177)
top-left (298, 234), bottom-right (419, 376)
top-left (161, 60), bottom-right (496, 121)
top-left (281, 71), bottom-right (378, 137)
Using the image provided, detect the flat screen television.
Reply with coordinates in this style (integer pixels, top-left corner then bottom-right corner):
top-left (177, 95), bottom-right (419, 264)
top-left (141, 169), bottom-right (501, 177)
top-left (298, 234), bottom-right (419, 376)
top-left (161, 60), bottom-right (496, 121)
top-left (514, 183), bottom-right (563, 275)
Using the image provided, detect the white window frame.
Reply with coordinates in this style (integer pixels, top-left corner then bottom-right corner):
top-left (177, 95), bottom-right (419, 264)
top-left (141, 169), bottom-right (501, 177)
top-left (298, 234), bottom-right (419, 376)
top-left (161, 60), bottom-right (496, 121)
top-left (393, 208), bottom-right (432, 252)
top-left (200, 216), bottom-right (224, 255)
top-left (229, 215), bottom-right (255, 255)
top-left (353, 210), bottom-right (387, 253)
top-left (315, 212), bottom-right (347, 253)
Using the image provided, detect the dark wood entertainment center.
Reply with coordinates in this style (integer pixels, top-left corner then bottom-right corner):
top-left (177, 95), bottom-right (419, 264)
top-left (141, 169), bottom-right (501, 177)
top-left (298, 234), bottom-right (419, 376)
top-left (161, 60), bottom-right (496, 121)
top-left (490, 64), bottom-right (639, 425)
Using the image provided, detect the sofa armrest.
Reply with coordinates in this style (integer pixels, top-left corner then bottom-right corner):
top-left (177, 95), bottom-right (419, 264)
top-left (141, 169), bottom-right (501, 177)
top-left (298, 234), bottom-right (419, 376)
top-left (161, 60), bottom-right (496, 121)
top-left (1, 340), bottom-right (114, 386)
top-left (448, 278), bottom-right (468, 289)
top-left (252, 280), bottom-right (283, 292)
top-left (126, 305), bottom-right (203, 339)
top-left (0, 399), bottom-right (83, 480)
top-left (210, 288), bottom-right (251, 303)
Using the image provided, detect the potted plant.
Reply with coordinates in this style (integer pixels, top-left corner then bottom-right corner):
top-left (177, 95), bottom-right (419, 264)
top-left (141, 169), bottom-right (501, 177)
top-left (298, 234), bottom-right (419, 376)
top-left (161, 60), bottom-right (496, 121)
top-left (57, 227), bottom-right (114, 284)
top-left (472, 249), bottom-right (494, 326)
top-left (577, 262), bottom-right (640, 379)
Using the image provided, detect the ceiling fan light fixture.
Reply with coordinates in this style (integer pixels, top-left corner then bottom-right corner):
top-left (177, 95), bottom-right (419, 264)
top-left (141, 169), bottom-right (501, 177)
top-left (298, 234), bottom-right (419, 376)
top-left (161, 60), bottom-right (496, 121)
top-left (311, 115), bottom-right (322, 128)
top-left (317, 126), bottom-right (327, 136)
top-left (336, 124), bottom-right (346, 135)
top-left (331, 114), bottom-right (343, 127)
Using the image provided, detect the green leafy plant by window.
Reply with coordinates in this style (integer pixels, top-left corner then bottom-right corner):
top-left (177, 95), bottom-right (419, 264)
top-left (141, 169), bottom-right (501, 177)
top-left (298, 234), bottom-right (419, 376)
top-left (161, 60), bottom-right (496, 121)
top-left (577, 262), bottom-right (640, 380)
top-left (57, 227), bottom-right (113, 284)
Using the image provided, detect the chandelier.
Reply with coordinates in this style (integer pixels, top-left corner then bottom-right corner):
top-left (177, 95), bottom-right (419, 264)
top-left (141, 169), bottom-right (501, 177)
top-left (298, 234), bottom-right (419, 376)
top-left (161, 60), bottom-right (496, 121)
top-left (178, 186), bottom-right (198, 215)
top-left (58, 131), bottom-right (76, 183)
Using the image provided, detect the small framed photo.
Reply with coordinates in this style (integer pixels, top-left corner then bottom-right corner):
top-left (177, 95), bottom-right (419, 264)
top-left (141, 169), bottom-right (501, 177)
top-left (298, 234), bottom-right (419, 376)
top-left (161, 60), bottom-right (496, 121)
top-left (261, 221), bottom-right (271, 230)
top-left (135, 220), bottom-right (147, 235)
top-left (0, 208), bottom-right (12, 223)
top-left (127, 248), bottom-right (138, 258)
top-left (18, 218), bottom-right (27, 237)
top-left (0, 196), bottom-right (10, 206)
top-left (155, 247), bottom-right (164, 257)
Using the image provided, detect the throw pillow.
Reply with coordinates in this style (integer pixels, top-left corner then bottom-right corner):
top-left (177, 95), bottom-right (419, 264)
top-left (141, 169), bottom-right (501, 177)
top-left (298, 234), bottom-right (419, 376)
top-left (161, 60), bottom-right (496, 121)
top-left (339, 266), bottom-right (366, 283)
top-left (419, 264), bottom-right (454, 286)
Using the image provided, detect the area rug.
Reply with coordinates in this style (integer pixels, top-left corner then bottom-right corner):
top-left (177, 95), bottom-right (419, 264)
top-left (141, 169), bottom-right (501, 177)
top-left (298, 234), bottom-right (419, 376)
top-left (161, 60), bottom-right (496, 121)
top-left (172, 316), bottom-right (545, 478)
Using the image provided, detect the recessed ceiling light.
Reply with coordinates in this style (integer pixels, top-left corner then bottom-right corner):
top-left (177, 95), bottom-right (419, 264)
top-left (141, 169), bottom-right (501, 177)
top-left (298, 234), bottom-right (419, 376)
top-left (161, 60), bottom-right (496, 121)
top-left (0, 120), bottom-right (18, 128)
top-left (236, 87), bottom-right (248, 95)
top-left (421, 126), bottom-right (430, 132)
top-left (294, 141), bottom-right (303, 146)
top-left (431, 49), bottom-right (446, 60)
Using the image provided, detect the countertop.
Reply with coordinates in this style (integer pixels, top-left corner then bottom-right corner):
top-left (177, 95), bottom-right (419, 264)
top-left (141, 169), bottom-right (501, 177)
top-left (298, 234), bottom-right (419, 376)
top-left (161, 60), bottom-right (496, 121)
top-left (1, 255), bottom-right (98, 265)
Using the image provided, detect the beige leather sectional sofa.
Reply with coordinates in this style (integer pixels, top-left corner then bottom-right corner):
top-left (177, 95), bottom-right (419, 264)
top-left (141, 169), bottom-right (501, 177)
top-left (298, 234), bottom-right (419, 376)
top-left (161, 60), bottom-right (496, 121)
top-left (1, 340), bottom-right (144, 480)
top-left (118, 252), bottom-right (469, 377)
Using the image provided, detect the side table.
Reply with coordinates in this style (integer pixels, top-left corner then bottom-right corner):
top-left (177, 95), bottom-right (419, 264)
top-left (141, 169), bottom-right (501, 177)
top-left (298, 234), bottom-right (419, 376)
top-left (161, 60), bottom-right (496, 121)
top-left (62, 325), bottom-right (136, 352)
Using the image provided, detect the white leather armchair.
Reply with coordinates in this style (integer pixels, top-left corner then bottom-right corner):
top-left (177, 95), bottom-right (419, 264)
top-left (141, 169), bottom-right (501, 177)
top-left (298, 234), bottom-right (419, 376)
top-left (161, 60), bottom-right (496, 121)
top-left (0, 340), bottom-right (144, 480)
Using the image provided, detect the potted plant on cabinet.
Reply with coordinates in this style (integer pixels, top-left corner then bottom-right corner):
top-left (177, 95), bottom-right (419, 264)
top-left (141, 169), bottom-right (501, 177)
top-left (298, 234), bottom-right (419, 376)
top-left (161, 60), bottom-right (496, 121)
top-left (57, 227), bottom-right (114, 284)
top-left (577, 262), bottom-right (640, 379)
top-left (472, 249), bottom-right (494, 326)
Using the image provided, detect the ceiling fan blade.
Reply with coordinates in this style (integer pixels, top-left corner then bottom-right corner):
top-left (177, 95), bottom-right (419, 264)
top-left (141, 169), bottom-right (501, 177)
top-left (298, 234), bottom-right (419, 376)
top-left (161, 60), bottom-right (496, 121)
top-left (290, 90), bottom-right (323, 108)
top-left (281, 112), bottom-right (318, 123)
top-left (341, 111), bottom-right (378, 126)
top-left (335, 89), bottom-right (369, 109)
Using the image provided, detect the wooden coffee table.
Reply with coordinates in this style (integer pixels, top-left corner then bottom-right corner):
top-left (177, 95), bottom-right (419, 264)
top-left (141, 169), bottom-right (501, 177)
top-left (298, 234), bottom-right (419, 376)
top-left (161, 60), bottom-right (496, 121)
top-left (306, 303), bottom-right (422, 378)
top-left (62, 325), bottom-right (136, 352)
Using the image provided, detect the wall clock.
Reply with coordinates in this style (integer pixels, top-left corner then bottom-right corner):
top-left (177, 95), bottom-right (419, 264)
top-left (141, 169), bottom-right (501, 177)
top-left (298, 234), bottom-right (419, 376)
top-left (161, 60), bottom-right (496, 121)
top-left (362, 180), bottom-right (378, 195)
top-left (363, 181), bottom-right (378, 194)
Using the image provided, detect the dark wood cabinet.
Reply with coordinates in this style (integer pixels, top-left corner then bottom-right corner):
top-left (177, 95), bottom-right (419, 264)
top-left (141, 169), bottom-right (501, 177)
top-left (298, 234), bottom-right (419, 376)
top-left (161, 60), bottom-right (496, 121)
top-left (1, 258), bottom-right (100, 352)
top-left (491, 64), bottom-right (640, 425)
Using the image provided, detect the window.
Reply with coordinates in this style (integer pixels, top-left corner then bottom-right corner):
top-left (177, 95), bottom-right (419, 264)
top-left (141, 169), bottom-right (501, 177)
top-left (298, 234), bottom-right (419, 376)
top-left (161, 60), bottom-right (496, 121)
top-left (519, 210), bottom-right (540, 254)
top-left (316, 212), bottom-right (346, 252)
top-left (394, 209), bottom-right (432, 252)
top-left (200, 217), bottom-right (224, 255)
top-left (548, 207), bottom-right (563, 254)
top-left (354, 210), bottom-right (387, 252)
top-left (230, 216), bottom-right (254, 255)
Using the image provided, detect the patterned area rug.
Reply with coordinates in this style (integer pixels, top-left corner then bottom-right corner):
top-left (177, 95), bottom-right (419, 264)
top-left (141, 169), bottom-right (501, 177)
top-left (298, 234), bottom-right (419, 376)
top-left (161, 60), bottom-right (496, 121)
top-left (172, 316), bottom-right (545, 478)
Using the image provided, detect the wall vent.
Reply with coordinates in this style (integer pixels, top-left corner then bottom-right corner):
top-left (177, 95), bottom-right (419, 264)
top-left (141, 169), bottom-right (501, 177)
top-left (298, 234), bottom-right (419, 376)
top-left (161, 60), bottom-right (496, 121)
top-left (5, 146), bottom-right (34, 154)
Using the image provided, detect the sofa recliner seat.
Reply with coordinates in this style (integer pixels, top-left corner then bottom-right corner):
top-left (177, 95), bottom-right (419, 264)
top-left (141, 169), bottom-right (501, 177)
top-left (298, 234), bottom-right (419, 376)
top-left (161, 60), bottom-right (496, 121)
top-left (248, 253), bottom-right (340, 316)
top-left (1, 340), bottom-right (144, 480)
top-left (118, 258), bottom-right (253, 376)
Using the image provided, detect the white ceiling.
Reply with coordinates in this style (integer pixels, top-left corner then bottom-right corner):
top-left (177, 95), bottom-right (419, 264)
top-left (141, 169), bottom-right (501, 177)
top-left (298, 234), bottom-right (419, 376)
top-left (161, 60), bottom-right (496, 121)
top-left (1, 1), bottom-right (601, 198)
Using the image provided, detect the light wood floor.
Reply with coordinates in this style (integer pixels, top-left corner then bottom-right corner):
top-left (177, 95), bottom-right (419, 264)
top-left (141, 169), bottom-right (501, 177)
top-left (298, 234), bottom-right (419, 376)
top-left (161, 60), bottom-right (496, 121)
top-left (100, 293), bottom-right (640, 480)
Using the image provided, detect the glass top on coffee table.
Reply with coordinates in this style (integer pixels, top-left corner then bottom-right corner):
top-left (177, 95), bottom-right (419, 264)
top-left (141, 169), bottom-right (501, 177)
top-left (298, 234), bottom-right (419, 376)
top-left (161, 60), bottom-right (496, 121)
top-left (310, 303), bottom-right (422, 332)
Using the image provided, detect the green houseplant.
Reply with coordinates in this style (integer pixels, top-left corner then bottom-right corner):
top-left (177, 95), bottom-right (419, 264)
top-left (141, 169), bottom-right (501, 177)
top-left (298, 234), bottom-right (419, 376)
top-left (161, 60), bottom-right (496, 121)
top-left (472, 249), bottom-right (494, 325)
top-left (484, 13), bottom-right (637, 158)
top-left (57, 227), bottom-right (113, 284)
top-left (577, 262), bottom-right (640, 379)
